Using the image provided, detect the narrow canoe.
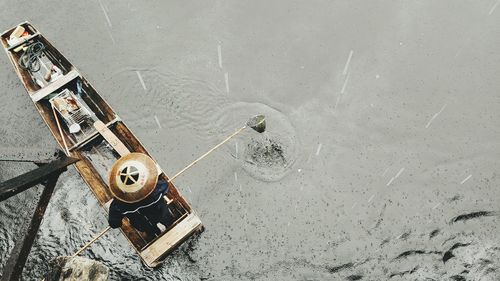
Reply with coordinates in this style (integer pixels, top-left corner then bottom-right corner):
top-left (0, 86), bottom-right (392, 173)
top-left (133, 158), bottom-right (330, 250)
top-left (1, 21), bottom-right (203, 268)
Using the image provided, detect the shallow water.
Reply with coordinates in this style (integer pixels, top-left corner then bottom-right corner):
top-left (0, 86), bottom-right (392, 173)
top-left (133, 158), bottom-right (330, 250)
top-left (1, 1), bottom-right (500, 280)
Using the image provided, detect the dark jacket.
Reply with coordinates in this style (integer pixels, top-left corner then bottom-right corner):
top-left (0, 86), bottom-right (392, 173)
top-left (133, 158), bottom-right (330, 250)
top-left (108, 180), bottom-right (171, 231)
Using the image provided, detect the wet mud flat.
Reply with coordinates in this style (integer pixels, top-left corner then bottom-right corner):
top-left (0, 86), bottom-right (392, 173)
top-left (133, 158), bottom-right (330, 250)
top-left (1, 0), bottom-right (500, 280)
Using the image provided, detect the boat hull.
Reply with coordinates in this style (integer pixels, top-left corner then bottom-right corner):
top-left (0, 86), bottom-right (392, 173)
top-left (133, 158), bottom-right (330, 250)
top-left (1, 22), bottom-right (203, 268)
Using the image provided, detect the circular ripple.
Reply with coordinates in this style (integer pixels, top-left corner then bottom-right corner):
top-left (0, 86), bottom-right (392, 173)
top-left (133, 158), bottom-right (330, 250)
top-left (221, 102), bottom-right (298, 182)
top-left (102, 68), bottom-right (230, 139)
top-left (102, 69), bottom-right (297, 182)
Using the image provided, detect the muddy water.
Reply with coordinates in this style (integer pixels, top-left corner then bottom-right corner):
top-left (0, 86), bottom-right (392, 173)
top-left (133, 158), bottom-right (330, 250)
top-left (1, 1), bottom-right (500, 280)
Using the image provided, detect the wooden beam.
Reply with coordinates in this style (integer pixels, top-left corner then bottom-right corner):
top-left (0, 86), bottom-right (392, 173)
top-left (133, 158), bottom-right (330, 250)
top-left (69, 117), bottom-right (121, 152)
top-left (0, 156), bottom-right (78, 202)
top-left (140, 213), bottom-right (202, 267)
top-left (93, 120), bottom-right (130, 156)
top-left (30, 70), bottom-right (79, 102)
top-left (6, 33), bottom-right (40, 51)
top-left (0, 173), bottom-right (60, 281)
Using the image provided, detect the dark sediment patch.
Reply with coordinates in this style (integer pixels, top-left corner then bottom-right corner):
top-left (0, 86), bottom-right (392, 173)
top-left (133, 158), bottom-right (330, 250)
top-left (399, 231), bottom-right (411, 240)
top-left (450, 211), bottom-right (497, 224)
top-left (448, 195), bottom-right (462, 202)
top-left (371, 204), bottom-right (387, 230)
top-left (222, 258), bottom-right (336, 280)
top-left (346, 274), bottom-right (363, 280)
top-left (484, 267), bottom-right (497, 275)
top-left (442, 251), bottom-right (454, 263)
top-left (394, 250), bottom-right (442, 260)
top-left (442, 242), bottom-right (471, 263)
top-left (479, 258), bottom-right (492, 267)
top-left (449, 275), bottom-right (466, 281)
top-left (181, 234), bottom-right (200, 263)
top-left (326, 262), bottom-right (353, 273)
top-left (60, 207), bottom-right (71, 222)
top-left (380, 238), bottom-right (390, 246)
top-left (429, 229), bottom-right (440, 239)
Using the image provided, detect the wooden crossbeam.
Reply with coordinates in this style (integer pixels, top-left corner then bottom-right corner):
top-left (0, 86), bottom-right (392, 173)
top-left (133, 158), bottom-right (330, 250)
top-left (30, 70), bottom-right (79, 102)
top-left (140, 213), bottom-right (202, 267)
top-left (0, 155), bottom-right (79, 202)
top-left (0, 173), bottom-right (60, 281)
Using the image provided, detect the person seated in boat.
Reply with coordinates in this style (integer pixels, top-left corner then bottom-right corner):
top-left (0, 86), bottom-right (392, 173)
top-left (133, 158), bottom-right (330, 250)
top-left (107, 153), bottom-right (174, 239)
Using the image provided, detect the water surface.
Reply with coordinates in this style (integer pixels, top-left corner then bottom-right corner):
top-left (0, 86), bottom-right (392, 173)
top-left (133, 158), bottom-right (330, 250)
top-left (1, 1), bottom-right (500, 280)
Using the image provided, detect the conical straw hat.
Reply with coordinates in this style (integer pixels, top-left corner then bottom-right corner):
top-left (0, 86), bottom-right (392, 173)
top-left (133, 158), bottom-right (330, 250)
top-left (109, 153), bottom-right (158, 203)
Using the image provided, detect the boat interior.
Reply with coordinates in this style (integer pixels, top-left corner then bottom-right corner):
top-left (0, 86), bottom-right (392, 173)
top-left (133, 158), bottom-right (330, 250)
top-left (2, 22), bottom-right (202, 267)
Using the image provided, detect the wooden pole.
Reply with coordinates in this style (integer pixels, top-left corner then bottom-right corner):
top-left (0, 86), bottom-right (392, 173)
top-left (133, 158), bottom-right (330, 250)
top-left (168, 125), bottom-right (246, 182)
top-left (52, 106), bottom-right (70, 155)
top-left (71, 125), bottom-right (248, 257)
top-left (71, 226), bottom-right (111, 257)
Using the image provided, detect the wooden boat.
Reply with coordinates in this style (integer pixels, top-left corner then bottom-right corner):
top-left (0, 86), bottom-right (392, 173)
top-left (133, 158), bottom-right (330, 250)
top-left (1, 22), bottom-right (203, 268)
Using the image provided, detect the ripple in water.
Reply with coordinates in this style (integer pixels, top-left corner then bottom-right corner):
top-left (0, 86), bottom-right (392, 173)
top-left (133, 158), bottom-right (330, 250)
top-left (103, 69), bottom-right (298, 182)
top-left (102, 68), bottom-right (229, 139)
top-left (220, 102), bottom-right (298, 182)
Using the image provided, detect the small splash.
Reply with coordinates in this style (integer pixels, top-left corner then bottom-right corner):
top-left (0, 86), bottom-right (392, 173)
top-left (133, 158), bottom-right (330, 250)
top-left (246, 137), bottom-right (287, 167)
top-left (216, 102), bottom-right (297, 182)
top-left (243, 134), bottom-right (295, 182)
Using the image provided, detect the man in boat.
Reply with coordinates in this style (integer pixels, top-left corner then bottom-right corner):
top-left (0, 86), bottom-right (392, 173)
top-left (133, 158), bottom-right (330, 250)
top-left (107, 153), bottom-right (174, 239)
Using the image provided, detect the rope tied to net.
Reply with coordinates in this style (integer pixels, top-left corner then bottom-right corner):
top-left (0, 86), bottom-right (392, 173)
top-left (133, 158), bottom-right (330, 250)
top-left (18, 42), bottom-right (45, 72)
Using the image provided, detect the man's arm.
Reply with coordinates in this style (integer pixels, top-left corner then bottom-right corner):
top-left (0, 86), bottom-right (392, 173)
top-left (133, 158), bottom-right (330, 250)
top-left (156, 178), bottom-right (170, 195)
top-left (108, 201), bottom-right (124, 228)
